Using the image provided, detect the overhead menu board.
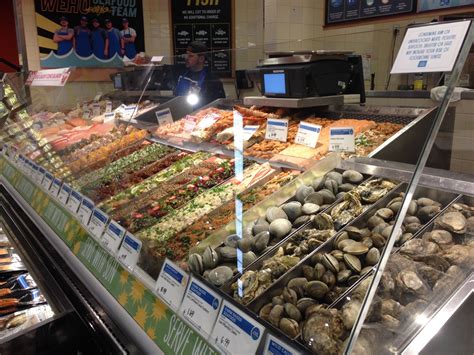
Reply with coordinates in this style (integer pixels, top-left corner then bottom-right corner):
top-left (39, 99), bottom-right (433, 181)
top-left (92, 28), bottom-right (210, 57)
top-left (171, 0), bottom-right (233, 77)
top-left (418, 0), bottom-right (474, 12)
top-left (326, 0), bottom-right (415, 24)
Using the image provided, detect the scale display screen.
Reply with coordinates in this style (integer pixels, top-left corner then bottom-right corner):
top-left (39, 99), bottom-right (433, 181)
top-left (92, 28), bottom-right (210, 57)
top-left (263, 72), bottom-right (286, 95)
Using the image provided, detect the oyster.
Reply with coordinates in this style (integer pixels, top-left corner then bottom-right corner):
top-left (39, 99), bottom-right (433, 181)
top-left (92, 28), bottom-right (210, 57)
top-left (358, 179), bottom-right (396, 204)
top-left (331, 191), bottom-right (363, 229)
top-left (302, 309), bottom-right (345, 355)
top-left (436, 211), bottom-right (467, 234)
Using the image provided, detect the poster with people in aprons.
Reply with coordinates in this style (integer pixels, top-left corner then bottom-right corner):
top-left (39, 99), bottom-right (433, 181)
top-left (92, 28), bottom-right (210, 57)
top-left (34, 0), bottom-right (145, 68)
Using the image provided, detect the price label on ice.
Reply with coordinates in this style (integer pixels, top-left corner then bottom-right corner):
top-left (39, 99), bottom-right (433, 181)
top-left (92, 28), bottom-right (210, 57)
top-left (105, 101), bottom-right (112, 113)
top-left (83, 109), bottom-right (91, 119)
top-left (155, 259), bottom-right (189, 311)
top-left (102, 220), bottom-right (125, 254)
top-left (49, 178), bottom-right (62, 197)
top-left (179, 277), bottom-right (222, 338)
top-left (265, 118), bottom-right (288, 142)
top-left (243, 125), bottom-right (259, 141)
top-left (211, 300), bottom-right (264, 355)
top-left (92, 103), bottom-right (101, 117)
top-left (329, 127), bottom-right (355, 152)
top-left (88, 209), bottom-right (109, 239)
top-left (57, 183), bottom-right (71, 205)
top-left (295, 122), bottom-right (322, 148)
top-left (42, 172), bottom-right (53, 190)
top-left (77, 197), bottom-right (94, 226)
top-left (264, 333), bottom-right (302, 355)
top-left (117, 233), bottom-right (142, 270)
top-left (155, 108), bottom-right (174, 126)
top-left (67, 190), bottom-right (83, 214)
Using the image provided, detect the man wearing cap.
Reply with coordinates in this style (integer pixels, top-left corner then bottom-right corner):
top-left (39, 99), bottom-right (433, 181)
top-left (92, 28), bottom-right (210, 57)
top-left (174, 41), bottom-right (226, 108)
top-left (74, 16), bottom-right (92, 57)
top-left (105, 19), bottom-right (121, 58)
top-left (120, 18), bottom-right (137, 59)
top-left (53, 16), bottom-right (74, 55)
top-left (91, 18), bottom-right (108, 59)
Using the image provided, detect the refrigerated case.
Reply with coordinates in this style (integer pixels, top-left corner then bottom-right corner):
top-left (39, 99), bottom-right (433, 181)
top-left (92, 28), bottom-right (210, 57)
top-left (0, 21), bottom-right (473, 355)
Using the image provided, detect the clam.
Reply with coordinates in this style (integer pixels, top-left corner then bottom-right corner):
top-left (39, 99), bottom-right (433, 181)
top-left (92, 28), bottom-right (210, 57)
top-left (388, 201), bottom-right (402, 214)
top-left (288, 277), bottom-right (308, 297)
top-left (202, 246), bottom-right (219, 269)
top-left (339, 183), bottom-right (355, 193)
top-left (361, 236), bottom-right (373, 249)
top-left (312, 213), bottom-right (334, 230)
top-left (338, 238), bottom-right (358, 251)
top-left (225, 234), bottom-right (240, 248)
top-left (337, 192), bottom-right (347, 200)
top-left (327, 171), bottom-right (343, 184)
top-left (304, 192), bottom-right (324, 206)
top-left (312, 176), bottom-right (326, 190)
top-left (305, 280), bottom-right (330, 299)
top-left (322, 253), bottom-right (340, 273)
top-left (259, 303), bottom-right (273, 321)
top-left (252, 218), bottom-right (269, 235)
top-left (324, 179), bottom-right (339, 195)
top-left (243, 251), bottom-right (257, 267)
top-left (266, 207), bottom-right (288, 223)
top-left (293, 215), bottom-right (310, 228)
top-left (404, 216), bottom-right (421, 225)
top-left (343, 170), bottom-right (363, 184)
top-left (376, 208), bottom-right (394, 221)
top-left (344, 253), bottom-right (362, 273)
top-left (347, 275), bottom-right (360, 286)
top-left (282, 287), bottom-right (298, 305)
top-left (279, 318), bottom-right (299, 338)
top-left (272, 296), bottom-right (285, 306)
top-left (188, 253), bottom-right (204, 274)
top-left (334, 231), bottom-right (349, 248)
top-left (295, 185), bottom-right (315, 204)
top-left (417, 205), bottom-right (441, 223)
top-left (297, 298), bottom-right (317, 313)
top-left (371, 233), bottom-right (386, 248)
top-left (281, 201), bottom-right (302, 222)
top-left (302, 203), bottom-right (320, 215)
top-left (284, 303), bottom-right (302, 322)
top-left (365, 247), bottom-right (380, 265)
top-left (407, 201), bottom-right (418, 216)
top-left (302, 265), bottom-right (316, 281)
top-left (425, 229), bottom-right (453, 249)
top-left (405, 222), bottom-right (422, 234)
top-left (342, 242), bottom-right (369, 256)
top-left (330, 249), bottom-right (344, 261)
top-left (208, 266), bottom-right (233, 287)
top-left (337, 269), bottom-right (352, 283)
top-left (436, 211), bottom-right (467, 234)
top-left (314, 263), bottom-right (326, 280)
top-left (345, 226), bottom-right (366, 241)
top-left (237, 237), bottom-right (252, 253)
top-left (417, 197), bottom-right (439, 207)
top-left (321, 270), bottom-right (336, 289)
top-left (373, 222), bottom-right (389, 235)
top-left (268, 304), bottom-right (284, 327)
top-left (367, 215), bottom-right (385, 230)
top-left (217, 246), bottom-right (237, 261)
top-left (399, 232), bottom-right (413, 245)
top-left (252, 231), bottom-right (270, 253)
top-left (319, 189), bottom-right (336, 204)
top-left (269, 219), bottom-right (292, 239)
top-left (360, 266), bottom-right (373, 275)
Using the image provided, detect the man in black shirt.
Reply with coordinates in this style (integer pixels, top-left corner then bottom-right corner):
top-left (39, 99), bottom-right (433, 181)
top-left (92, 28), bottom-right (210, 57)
top-left (174, 41), bottom-right (226, 108)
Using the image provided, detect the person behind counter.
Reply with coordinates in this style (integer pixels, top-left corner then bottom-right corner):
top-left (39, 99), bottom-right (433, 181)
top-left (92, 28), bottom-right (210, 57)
top-left (91, 18), bottom-right (108, 59)
top-left (74, 16), bottom-right (92, 57)
top-left (120, 18), bottom-right (137, 59)
top-left (174, 41), bottom-right (226, 109)
top-left (53, 16), bottom-right (74, 55)
top-left (105, 19), bottom-right (121, 58)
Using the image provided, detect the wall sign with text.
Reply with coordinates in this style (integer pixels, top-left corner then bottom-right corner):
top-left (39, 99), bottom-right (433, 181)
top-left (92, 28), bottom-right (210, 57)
top-left (171, 0), bottom-right (233, 77)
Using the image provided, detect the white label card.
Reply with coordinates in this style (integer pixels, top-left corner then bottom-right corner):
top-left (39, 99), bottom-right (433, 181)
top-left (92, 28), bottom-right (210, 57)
top-left (77, 197), bottom-right (94, 226)
top-left (329, 127), bottom-right (355, 152)
top-left (92, 103), bottom-right (101, 117)
top-left (211, 300), bottom-right (264, 355)
top-left (391, 21), bottom-right (470, 74)
top-left (243, 125), bottom-right (259, 141)
top-left (264, 333), bottom-right (302, 355)
top-left (42, 172), bottom-right (54, 190)
top-left (106, 101), bottom-right (112, 113)
top-left (49, 178), bottom-right (62, 197)
top-left (37, 167), bottom-right (46, 184)
top-left (57, 183), bottom-right (71, 205)
top-left (183, 115), bottom-right (198, 132)
top-left (88, 209), bottom-right (109, 239)
top-left (102, 220), bottom-right (125, 254)
top-left (104, 112), bottom-right (116, 123)
top-left (295, 122), bottom-right (322, 148)
top-left (155, 108), bottom-right (174, 126)
top-left (67, 190), bottom-right (83, 214)
top-left (155, 259), bottom-right (189, 311)
top-left (179, 277), bottom-right (222, 338)
top-left (117, 233), bottom-right (142, 270)
top-left (265, 118), bottom-right (289, 142)
top-left (196, 113), bottom-right (219, 130)
top-left (83, 110), bottom-right (91, 119)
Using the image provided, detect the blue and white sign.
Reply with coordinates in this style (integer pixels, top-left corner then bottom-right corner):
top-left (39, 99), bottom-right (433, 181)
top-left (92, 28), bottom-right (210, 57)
top-left (77, 197), bottom-right (95, 227)
top-left (264, 333), bottom-right (302, 355)
top-left (179, 277), bottom-right (222, 337)
top-left (243, 125), bottom-right (260, 141)
top-left (155, 258), bottom-right (189, 311)
top-left (391, 21), bottom-right (470, 74)
top-left (265, 118), bottom-right (289, 142)
top-left (66, 190), bottom-right (83, 214)
top-left (102, 220), bottom-right (125, 254)
top-left (329, 127), bottom-right (355, 152)
top-left (295, 122), bottom-right (322, 148)
top-left (37, 166), bottom-right (46, 185)
top-left (117, 232), bottom-right (142, 270)
top-left (57, 183), bottom-right (71, 205)
top-left (88, 208), bottom-right (109, 239)
top-left (49, 178), bottom-right (62, 197)
top-left (155, 108), bottom-right (174, 126)
top-left (211, 300), bottom-right (265, 355)
top-left (41, 172), bottom-right (54, 191)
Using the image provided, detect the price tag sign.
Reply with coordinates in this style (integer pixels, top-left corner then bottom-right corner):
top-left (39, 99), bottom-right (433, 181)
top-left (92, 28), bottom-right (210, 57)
top-left (104, 112), bottom-right (115, 123)
top-left (37, 167), bottom-right (46, 184)
top-left (42, 172), bottom-right (54, 190)
top-left (265, 118), bottom-right (288, 142)
top-left (263, 333), bottom-right (302, 355)
top-left (295, 122), bottom-right (322, 148)
top-left (88, 208), bottom-right (109, 240)
top-left (31, 164), bottom-right (41, 183)
top-left (155, 259), bottom-right (189, 311)
top-left (243, 125), bottom-right (259, 141)
top-left (83, 109), bottom-right (91, 119)
top-left (183, 115), bottom-right (198, 132)
top-left (105, 101), bottom-right (112, 113)
top-left (57, 183), bottom-right (71, 205)
top-left (123, 105), bottom-right (137, 120)
top-left (329, 127), bottom-right (355, 152)
top-left (211, 300), bottom-right (264, 355)
top-left (196, 113), bottom-right (219, 130)
top-left (179, 277), bottom-right (222, 337)
top-left (92, 103), bottom-right (101, 117)
top-left (67, 190), bottom-right (83, 214)
top-left (117, 233), bottom-right (142, 270)
top-left (155, 108), bottom-right (174, 126)
top-left (102, 220), bottom-right (125, 254)
top-left (49, 178), bottom-right (62, 197)
top-left (77, 197), bottom-right (94, 226)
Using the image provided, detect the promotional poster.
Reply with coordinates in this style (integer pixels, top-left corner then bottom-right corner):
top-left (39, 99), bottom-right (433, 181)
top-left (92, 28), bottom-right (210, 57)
top-left (34, 0), bottom-right (145, 68)
top-left (326, 0), bottom-right (415, 23)
top-left (417, 0), bottom-right (474, 12)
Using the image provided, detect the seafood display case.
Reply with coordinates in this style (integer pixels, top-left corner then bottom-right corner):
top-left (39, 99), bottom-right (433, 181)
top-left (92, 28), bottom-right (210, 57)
top-left (0, 23), bottom-right (473, 354)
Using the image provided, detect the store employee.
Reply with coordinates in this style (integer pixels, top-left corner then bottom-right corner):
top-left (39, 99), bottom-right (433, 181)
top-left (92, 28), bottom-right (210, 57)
top-left (175, 41), bottom-right (226, 108)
